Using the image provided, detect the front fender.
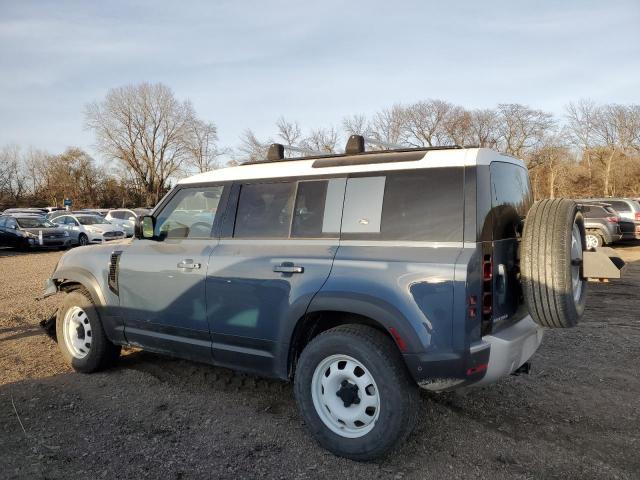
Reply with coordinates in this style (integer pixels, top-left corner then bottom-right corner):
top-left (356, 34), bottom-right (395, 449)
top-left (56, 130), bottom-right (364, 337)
top-left (45, 247), bottom-right (127, 344)
top-left (51, 266), bottom-right (107, 306)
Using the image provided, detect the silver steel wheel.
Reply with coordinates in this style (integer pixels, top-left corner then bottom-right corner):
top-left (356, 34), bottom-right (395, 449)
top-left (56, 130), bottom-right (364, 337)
top-left (62, 306), bottom-right (92, 359)
top-left (311, 354), bottom-right (380, 439)
top-left (585, 233), bottom-right (599, 250)
top-left (570, 224), bottom-right (584, 303)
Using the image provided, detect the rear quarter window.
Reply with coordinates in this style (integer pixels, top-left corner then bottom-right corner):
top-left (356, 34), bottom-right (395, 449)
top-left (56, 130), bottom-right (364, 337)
top-left (341, 168), bottom-right (464, 242)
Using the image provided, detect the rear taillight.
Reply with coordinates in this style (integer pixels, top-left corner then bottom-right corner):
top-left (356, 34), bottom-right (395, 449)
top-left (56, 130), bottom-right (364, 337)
top-left (468, 295), bottom-right (477, 319)
top-left (482, 256), bottom-right (493, 281)
top-left (635, 212), bottom-right (640, 221)
top-left (481, 254), bottom-right (493, 322)
top-left (606, 216), bottom-right (619, 223)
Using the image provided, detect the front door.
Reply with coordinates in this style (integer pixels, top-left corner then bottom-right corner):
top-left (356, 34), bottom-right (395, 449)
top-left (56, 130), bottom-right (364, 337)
top-left (206, 178), bottom-right (346, 376)
top-left (118, 184), bottom-right (226, 362)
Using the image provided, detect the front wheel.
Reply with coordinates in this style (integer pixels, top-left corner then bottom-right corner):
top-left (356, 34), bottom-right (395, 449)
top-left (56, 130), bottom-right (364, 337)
top-left (78, 233), bottom-right (89, 246)
top-left (294, 324), bottom-right (419, 461)
top-left (55, 289), bottom-right (120, 372)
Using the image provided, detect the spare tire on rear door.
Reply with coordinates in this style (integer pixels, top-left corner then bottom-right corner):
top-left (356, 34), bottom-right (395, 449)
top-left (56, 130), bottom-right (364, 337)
top-left (520, 199), bottom-right (587, 328)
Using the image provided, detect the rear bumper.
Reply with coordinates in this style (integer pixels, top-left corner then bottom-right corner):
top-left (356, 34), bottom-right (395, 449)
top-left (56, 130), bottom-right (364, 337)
top-left (404, 314), bottom-right (543, 391)
top-left (468, 315), bottom-right (543, 387)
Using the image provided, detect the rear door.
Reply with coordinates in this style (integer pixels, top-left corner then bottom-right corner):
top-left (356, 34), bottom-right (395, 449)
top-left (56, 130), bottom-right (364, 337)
top-left (206, 177), bottom-right (345, 376)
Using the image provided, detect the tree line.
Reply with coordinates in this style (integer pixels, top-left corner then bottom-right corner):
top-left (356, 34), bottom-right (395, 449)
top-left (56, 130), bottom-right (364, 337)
top-left (1, 82), bottom-right (639, 210)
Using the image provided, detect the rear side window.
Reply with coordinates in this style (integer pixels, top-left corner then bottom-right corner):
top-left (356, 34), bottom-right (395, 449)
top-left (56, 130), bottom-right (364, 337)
top-left (490, 162), bottom-right (533, 240)
top-left (234, 182), bottom-right (296, 238)
top-left (291, 180), bottom-right (328, 238)
top-left (608, 201), bottom-right (630, 213)
top-left (341, 168), bottom-right (464, 242)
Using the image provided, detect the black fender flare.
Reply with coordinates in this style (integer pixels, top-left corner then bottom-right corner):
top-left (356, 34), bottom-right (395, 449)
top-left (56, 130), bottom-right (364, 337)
top-left (301, 291), bottom-right (429, 353)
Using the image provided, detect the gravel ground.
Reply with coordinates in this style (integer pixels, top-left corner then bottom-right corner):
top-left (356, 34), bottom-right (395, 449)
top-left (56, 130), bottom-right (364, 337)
top-left (0, 246), bottom-right (639, 479)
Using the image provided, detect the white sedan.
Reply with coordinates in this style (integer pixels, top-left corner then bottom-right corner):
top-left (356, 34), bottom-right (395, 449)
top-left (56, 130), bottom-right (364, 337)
top-left (104, 208), bottom-right (151, 237)
top-left (52, 214), bottom-right (126, 246)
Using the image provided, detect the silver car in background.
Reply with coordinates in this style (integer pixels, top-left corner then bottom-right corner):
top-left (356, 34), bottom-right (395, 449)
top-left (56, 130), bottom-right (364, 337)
top-left (51, 214), bottom-right (125, 246)
top-left (105, 208), bottom-right (150, 237)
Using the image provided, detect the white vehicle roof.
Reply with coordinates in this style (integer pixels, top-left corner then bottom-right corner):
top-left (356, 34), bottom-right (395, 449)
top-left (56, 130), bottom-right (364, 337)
top-left (179, 147), bottom-right (523, 185)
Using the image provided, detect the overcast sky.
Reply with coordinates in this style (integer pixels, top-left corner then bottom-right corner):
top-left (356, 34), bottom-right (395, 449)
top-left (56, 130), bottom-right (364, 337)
top-left (0, 0), bottom-right (638, 162)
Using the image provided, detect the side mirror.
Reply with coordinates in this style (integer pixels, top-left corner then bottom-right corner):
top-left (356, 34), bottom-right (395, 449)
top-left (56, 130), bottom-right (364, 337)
top-left (135, 215), bottom-right (155, 239)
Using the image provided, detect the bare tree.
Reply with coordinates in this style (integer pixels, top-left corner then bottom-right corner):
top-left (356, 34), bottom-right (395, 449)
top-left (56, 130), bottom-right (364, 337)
top-left (342, 114), bottom-right (371, 137)
top-left (85, 82), bottom-right (199, 205)
top-left (496, 104), bottom-right (556, 157)
top-left (469, 109), bottom-right (500, 148)
top-left (403, 100), bottom-right (453, 147)
top-left (0, 144), bottom-right (26, 206)
top-left (302, 127), bottom-right (339, 153)
top-left (185, 119), bottom-right (223, 173)
top-left (237, 129), bottom-right (270, 162)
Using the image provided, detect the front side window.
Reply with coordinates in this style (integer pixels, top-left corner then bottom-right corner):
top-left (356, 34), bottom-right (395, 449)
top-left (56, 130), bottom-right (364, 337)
top-left (155, 186), bottom-right (224, 239)
top-left (234, 182), bottom-right (296, 238)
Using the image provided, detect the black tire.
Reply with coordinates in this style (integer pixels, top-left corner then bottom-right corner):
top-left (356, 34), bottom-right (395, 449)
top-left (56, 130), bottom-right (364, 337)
top-left (521, 199), bottom-right (587, 328)
top-left (55, 289), bottom-right (120, 372)
top-left (78, 233), bottom-right (89, 246)
top-left (585, 231), bottom-right (604, 249)
top-left (294, 324), bottom-right (420, 461)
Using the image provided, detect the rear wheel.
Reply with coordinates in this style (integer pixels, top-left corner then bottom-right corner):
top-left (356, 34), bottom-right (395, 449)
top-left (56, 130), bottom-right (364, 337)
top-left (521, 199), bottom-right (587, 328)
top-left (294, 324), bottom-right (419, 461)
top-left (585, 231), bottom-right (604, 249)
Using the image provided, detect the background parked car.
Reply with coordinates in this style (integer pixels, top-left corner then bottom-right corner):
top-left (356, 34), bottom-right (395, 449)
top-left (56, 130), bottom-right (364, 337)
top-left (51, 213), bottom-right (125, 245)
top-left (582, 198), bottom-right (640, 222)
top-left (0, 214), bottom-right (72, 250)
top-left (105, 208), bottom-right (150, 237)
top-left (79, 208), bottom-right (110, 217)
top-left (2, 208), bottom-right (47, 215)
top-left (582, 203), bottom-right (623, 248)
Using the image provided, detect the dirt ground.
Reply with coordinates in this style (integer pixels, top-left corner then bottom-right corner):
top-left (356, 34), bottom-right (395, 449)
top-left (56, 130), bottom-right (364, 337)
top-left (1, 246), bottom-right (639, 480)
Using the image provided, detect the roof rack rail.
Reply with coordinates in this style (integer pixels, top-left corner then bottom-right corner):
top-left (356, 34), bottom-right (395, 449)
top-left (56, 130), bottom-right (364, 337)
top-left (244, 134), bottom-right (463, 165)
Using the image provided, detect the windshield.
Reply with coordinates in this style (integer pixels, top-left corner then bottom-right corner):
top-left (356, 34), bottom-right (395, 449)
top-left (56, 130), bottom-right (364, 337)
top-left (77, 215), bottom-right (109, 225)
top-left (16, 217), bottom-right (56, 228)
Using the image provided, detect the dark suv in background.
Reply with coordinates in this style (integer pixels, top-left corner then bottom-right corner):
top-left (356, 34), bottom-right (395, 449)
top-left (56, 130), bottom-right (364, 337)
top-left (582, 203), bottom-right (623, 248)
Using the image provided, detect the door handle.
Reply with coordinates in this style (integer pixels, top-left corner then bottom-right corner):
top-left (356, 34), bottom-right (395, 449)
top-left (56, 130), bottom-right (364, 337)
top-left (273, 262), bottom-right (304, 274)
top-left (177, 259), bottom-right (201, 270)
